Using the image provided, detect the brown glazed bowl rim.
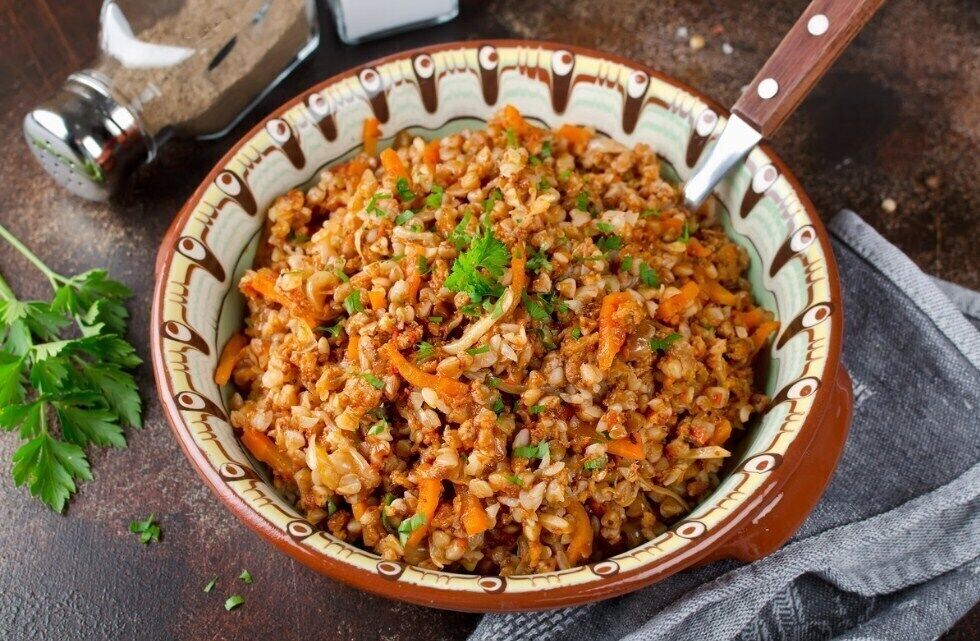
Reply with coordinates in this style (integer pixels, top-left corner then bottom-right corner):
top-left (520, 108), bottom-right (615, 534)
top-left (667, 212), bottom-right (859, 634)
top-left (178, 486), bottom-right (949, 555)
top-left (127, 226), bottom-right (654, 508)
top-left (151, 39), bottom-right (846, 612)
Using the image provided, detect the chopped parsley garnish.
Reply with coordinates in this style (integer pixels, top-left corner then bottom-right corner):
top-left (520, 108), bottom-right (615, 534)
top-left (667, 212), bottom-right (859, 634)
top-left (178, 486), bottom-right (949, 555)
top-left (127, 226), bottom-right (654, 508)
top-left (224, 595), bottom-right (245, 611)
top-left (482, 188), bottom-right (503, 216)
top-left (540, 140), bottom-right (552, 158)
top-left (398, 512), bottom-right (427, 545)
top-left (417, 255), bottom-right (432, 275)
top-left (529, 155), bottom-right (542, 166)
top-left (426, 185), bottom-right (444, 209)
top-left (362, 372), bottom-right (384, 389)
top-left (129, 515), bottom-right (161, 545)
top-left (537, 178), bottom-right (551, 191)
top-left (395, 177), bottom-right (415, 202)
top-left (583, 456), bottom-right (607, 471)
top-left (576, 191), bottom-right (590, 212)
top-left (638, 262), bottom-right (660, 287)
top-left (559, 169), bottom-right (572, 181)
top-left (596, 221), bottom-right (614, 234)
top-left (203, 577), bottom-right (217, 593)
top-left (428, 316), bottom-right (443, 324)
top-left (596, 234), bottom-right (623, 253)
top-left (506, 474), bottom-right (524, 486)
top-left (506, 127), bottom-right (518, 147)
top-left (381, 493), bottom-right (396, 532)
top-left (444, 227), bottom-right (510, 304)
top-left (368, 418), bottom-right (388, 436)
top-left (344, 290), bottom-right (363, 315)
top-left (522, 293), bottom-right (552, 322)
top-left (335, 268), bottom-right (350, 283)
top-left (326, 501), bottom-right (338, 516)
top-left (466, 345), bottom-right (490, 356)
top-left (366, 192), bottom-right (391, 217)
top-left (290, 231), bottom-right (310, 244)
top-left (571, 327), bottom-right (583, 340)
top-left (448, 211), bottom-right (473, 250)
top-left (394, 210), bottom-right (414, 226)
top-left (491, 396), bottom-right (505, 415)
top-left (621, 255), bottom-right (634, 271)
top-left (680, 221), bottom-right (690, 243)
top-left (526, 247), bottom-right (552, 273)
top-left (528, 404), bottom-right (546, 414)
top-left (641, 207), bottom-right (660, 218)
top-left (486, 376), bottom-right (501, 389)
top-left (415, 342), bottom-right (435, 362)
top-left (649, 332), bottom-right (682, 353)
top-left (514, 441), bottom-right (549, 459)
top-left (239, 569), bottom-right (253, 584)
top-left (319, 320), bottom-right (344, 338)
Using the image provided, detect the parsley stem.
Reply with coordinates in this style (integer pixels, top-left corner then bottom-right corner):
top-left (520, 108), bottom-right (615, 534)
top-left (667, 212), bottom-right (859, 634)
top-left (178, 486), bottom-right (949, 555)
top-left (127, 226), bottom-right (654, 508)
top-left (0, 222), bottom-right (65, 289)
top-left (0, 271), bottom-right (16, 301)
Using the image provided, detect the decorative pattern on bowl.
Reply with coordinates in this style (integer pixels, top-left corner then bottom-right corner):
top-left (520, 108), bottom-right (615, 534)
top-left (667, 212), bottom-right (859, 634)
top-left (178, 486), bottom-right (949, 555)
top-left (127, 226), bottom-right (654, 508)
top-left (152, 41), bottom-right (844, 611)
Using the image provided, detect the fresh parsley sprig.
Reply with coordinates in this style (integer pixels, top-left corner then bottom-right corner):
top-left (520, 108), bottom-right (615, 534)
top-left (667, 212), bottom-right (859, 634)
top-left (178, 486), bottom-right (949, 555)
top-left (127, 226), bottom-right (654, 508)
top-left (0, 223), bottom-right (142, 512)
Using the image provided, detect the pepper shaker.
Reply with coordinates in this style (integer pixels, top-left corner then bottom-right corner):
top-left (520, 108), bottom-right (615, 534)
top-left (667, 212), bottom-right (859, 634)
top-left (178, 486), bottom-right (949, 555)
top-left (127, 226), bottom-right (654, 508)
top-left (24, 0), bottom-right (319, 201)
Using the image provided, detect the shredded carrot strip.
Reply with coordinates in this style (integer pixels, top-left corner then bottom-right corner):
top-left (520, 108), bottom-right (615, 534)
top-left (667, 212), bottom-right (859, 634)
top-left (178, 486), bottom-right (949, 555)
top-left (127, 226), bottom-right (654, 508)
top-left (702, 279), bottom-right (738, 306)
top-left (510, 243), bottom-right (527, 297)
top-left (751, 321), bottom-right (780, 350)
top-left (462, 494), bottom-right (492, 536)
top-left (565, 500), bottom-right (594, 565)
top-left (405, 477), bottom-right (442, 551)
top-left (352, 501), bottom-right (367, 520)
top-left (381, 342), bottom-right (469, 396)
top-left (659, 217), bottom-right (684, 235)
top-left (423, 139), bottom-right (441, 174)
top-left (369, 288), bottom-right (386, 311)
top-left (556, 124), bottom-right (592, 148)
top-left (709, 419), bottom-right (732, 446)
top-left (606, 437), bottom-right (645, 460)
top-left (241, 429), bottom-right (298, 478)
top-left (656, 281), bottom-right (700, 323)
top-left (214, 333), bottom-right (248, 386)
top-left (687, 237), bottom-right (712, 258)
top-left (342, 158), bottom-right (369, 178)
top-left (503, 104), bottom-right (528, 132)
top-left (379, 147), bottom-right (409, 182)
top-left (347, 334), bottom-right (360, 364)
top-left (243, 271), bottom-right (318, 329)
top-left (597, 292), bottom-right (640, 372)
top-left (405, 244), bottom-right (423, 303)
top-left (362, 117), bottom-right (380, 156)
top-left (735, 307), bottom-right (765, 330)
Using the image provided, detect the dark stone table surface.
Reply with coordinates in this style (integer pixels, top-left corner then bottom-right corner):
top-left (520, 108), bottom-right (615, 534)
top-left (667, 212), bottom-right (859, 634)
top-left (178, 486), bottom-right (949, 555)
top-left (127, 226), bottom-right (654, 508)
top-left (0, 0), bottom-right (976, 639)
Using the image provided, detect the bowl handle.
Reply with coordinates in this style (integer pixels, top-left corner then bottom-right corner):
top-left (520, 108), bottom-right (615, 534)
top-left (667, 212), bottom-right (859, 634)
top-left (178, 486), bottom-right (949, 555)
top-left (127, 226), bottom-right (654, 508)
top-left (707, 366), bottom-right (853, 563)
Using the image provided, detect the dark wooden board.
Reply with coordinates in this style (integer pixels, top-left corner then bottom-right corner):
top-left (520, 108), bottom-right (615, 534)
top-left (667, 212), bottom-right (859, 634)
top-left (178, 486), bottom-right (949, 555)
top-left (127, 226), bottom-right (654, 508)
top-left (0, 1), bottom-right (976, 639)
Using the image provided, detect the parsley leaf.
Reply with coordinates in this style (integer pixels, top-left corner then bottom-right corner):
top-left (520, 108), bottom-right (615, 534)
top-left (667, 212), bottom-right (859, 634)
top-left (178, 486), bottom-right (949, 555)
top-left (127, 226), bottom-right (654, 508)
top-left (649, 333), bottom-right (682, 353)
top-left (491, 396), bottom-right (505, 415)
top-left (639, 262), bottom-right (660, 287)
top-left (11, 433), bottom-right (90, 513)
top-left (368, 418), bottom-right (388, 436)
top-left (416, 342), bottom-right (435, 362)
top-left (239, 569), bottom-right (253, 584)
top-left (444, 227), bottom-right (510, 304)
top-left (680, 221), bottom-right (690, 243)
top-left (506, 127), bottom-right (518, 147)
top-left (505, 473), bottom-right (524, 486)
top-left (335, 269), bottom-right (350, 283)
top-left (466, 345), bottom-right (490, 356)
top-left (583, 456), bottom-right (607, 471)
top-left (526, 247), bottom-right (552, 273)
top-left (596, 234), bottom-right (623, 254)
top-left (640, 208), bottom-right (660, 218)
top-left (621, 255), bottom-right (634, 271)
top-left (448, 212), bottom-right (473, 250)
top-left (129, 514), bottom-right (162, 544)
top-left (395, 177), bottom-right (415, 202)
top-left (514, 441), bottom-right (549, 459)
top-left (528, 404), bottom-right (546, 414)
top-left (540, 140), bottom-right (552, 158)
top-left (522, 293), bottom-right (552, 322)
top-left (417, 255), bottom-right (432, 275)
top-left (571, 327), bottom-right (583, 340)
top-left (596, 221), bottom-right (614, 234)
top-left (319, 320), bottom-right (344, 338)
top-left (576, 191), bottom-right (590, 212)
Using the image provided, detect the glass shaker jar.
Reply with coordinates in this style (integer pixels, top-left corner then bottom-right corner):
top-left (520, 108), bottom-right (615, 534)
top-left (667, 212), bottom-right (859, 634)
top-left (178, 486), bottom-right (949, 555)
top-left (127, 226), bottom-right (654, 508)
top-left (24, 0), bottom-right (319, 201)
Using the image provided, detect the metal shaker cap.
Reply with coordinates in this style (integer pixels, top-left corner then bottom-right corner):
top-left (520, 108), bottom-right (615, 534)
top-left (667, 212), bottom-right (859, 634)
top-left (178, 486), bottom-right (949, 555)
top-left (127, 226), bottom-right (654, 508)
top-left (23, 73), bottom-right (151, 201)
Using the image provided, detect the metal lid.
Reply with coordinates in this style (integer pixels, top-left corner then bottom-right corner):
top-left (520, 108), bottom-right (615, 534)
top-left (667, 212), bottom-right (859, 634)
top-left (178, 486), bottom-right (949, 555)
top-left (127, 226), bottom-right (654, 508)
top-left (23, 73), bottom-right (151, 201)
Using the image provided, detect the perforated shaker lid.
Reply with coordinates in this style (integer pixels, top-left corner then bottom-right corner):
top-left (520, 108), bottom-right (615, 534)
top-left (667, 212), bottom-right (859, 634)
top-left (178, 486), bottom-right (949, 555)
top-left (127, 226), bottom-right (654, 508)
top-left (23, 73), bottom-right (150, 201)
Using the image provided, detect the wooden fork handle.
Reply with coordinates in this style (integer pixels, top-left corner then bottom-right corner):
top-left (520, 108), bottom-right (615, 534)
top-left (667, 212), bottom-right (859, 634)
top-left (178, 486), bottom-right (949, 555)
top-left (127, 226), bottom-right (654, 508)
top-left (732, 0), bottom-right (887, 137)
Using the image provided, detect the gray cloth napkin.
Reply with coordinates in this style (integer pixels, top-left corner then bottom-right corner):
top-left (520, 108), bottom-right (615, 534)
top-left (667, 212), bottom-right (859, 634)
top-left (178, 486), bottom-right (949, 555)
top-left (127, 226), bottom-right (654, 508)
top-left (470, 210), bottom-right (980, 641)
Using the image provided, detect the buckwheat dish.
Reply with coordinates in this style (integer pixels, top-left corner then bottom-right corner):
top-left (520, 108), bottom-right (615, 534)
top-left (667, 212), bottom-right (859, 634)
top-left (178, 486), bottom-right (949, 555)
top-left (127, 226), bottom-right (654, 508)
top-left (217, 106), bottom-right (778, 575)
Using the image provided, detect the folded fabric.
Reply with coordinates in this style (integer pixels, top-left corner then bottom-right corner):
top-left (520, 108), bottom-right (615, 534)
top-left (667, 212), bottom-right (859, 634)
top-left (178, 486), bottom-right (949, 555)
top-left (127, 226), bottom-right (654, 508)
top-left (470, 211), bottom-right (980, 641)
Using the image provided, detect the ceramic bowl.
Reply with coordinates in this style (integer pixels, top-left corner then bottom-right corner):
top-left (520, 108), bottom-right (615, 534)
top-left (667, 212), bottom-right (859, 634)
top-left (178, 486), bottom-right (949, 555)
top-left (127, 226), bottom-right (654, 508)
top-left (151, 41), bottom-right (852, 611)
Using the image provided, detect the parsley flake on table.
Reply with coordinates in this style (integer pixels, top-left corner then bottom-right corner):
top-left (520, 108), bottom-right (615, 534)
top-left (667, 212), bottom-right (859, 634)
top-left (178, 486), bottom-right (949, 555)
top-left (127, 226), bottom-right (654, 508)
top-left (239, 569), bottom-right (253, 585)
top-left (0, 223), bottom-right (142, 512)
top-left (224, 595), bottom-right (245, 611)
top-left (129, 514), bottom-right (161, 544)
top-left (203, 577), bottom-right (217, 593)
top-left (444, 227), bottom-right (510, 304)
